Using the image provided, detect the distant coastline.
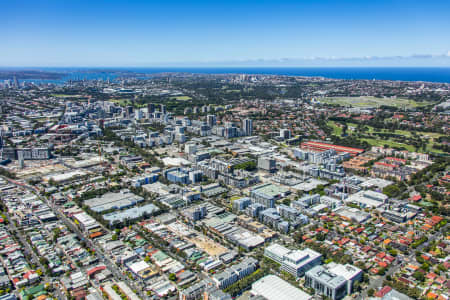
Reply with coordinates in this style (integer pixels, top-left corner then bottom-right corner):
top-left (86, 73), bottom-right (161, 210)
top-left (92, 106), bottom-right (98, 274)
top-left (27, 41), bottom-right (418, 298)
top-left (1, 67), bottom-right (450, 84)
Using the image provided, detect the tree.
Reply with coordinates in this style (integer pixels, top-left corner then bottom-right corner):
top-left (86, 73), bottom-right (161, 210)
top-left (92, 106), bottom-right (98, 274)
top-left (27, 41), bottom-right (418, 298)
top-left (412, 271), bottom-right (425, 282)
top-left (168, 273), bottom-right (176, 281)
top-left (52, 227), bottom-right (61, 243)
top-left (353, 280), bottom-right (361, 292)
top-left (383, 184), bottom-right (401, 198)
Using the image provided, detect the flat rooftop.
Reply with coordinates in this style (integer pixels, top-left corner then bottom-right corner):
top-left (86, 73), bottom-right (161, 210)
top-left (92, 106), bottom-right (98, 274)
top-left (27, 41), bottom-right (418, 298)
top-left (103, 203), bottom-right (159, 224)
top-left (306, 265), bottom-right (347, 289)
top-left (84, 191), bottom-right (143, 213)
top-left (252, 275), bottom-right (311, 300)
top-left (251, 183), bottom-right (288, 197)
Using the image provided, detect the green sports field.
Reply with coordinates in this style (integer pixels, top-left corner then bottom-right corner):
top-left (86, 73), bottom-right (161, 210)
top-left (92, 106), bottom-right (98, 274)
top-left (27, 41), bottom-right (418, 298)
top-left (320, 96), bottom-right (433, 108)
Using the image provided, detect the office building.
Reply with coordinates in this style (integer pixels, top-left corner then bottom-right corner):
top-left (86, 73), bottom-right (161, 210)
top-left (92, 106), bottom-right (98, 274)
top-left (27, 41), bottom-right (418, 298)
top-left (179, 278), bottom-right (214, 300)
top-left (250, 183), bottom-right (289, 208)
top-left (2, 147), bottom-right (51, 160)
top-left (185, 143), bottom-right (197, 155)
top-left (183, 205), bottom-right (207, 221)
top-left (147, 103), bottom-right (155, 114)
top-left (126, 105), bottom-right (133, 117)
top-left (212, 258), bottom-right (258, 289)
top-left (243, 118), bottom-right (253, 136)
top-left (246, 203), bottom-right (265, 218)
top-left (189, 170), bottom-right (203, 183)
top-left (224, 125), bottom-right (237, 139)
top-left (305, 263), bottom-right (362, 300)
top-left (207, 115), bottom-right (217, 127)
top-left (280, 128), bottom-right (291, 139)
top-left (264, 243), bottom-right (322, 278)
top-left (292, 194), bottom-right (321, 210)
top-left (257, 156), bottom-right (276, 172)
top-left (232, 197), bottom-right (251, 212)
top-left (203, 287), bottom-right (232, 300)
top-left (166, 169), bottom-right (189, 184)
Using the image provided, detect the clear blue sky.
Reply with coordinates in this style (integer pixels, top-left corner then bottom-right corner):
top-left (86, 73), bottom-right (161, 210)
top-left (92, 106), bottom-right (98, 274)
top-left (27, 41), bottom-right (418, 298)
top-left (2, 0), bottom-right (450, 67)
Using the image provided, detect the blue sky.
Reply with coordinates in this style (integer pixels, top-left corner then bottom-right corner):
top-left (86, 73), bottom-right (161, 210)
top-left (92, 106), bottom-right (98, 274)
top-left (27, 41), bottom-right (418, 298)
top-left (2, 0), bottom-right (450, 67)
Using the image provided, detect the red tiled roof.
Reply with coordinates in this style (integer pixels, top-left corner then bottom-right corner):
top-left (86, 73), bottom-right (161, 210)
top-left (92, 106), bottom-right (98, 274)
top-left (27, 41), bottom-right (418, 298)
top-left (431, 216), bottom-right (443, 223)
top-left (410, 195), bottom-right (422, 201)
top-left (374, 162), bottom-right (397, 168)
top-left (385, 255), bottom-right (395, 263)
top-left (300, 141), bottom-right (364, 155)
top-left (374, 286), bottom-right (392, 298)
top-left (87, 265), bottom-right (106, 277)
top-left (385, 157), bottom-right (406, 163)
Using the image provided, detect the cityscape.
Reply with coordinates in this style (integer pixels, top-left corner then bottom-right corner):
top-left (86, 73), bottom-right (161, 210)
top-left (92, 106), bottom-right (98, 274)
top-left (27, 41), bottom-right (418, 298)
top-left (0, 70), bottom-right (448, 300)
top-left (1, 1), bottom-right (450, 300)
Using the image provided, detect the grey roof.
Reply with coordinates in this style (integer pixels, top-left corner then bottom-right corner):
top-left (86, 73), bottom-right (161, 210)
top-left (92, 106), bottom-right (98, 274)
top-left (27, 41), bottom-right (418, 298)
top-left (103, 203), bottom-right (159, 224)
top-left (252, 275), bottom-right (311, 300)
top-left (306, 265), bottom-right (347, 288)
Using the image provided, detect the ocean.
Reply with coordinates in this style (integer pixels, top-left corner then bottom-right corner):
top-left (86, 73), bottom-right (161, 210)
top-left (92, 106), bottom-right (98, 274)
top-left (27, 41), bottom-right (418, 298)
top-left (12, 67), bottom-right (450, 84)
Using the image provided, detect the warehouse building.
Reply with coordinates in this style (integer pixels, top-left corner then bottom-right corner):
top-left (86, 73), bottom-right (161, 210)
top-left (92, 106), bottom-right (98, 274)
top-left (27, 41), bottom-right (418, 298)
top-left (251, 275), bottom-right (311, 300)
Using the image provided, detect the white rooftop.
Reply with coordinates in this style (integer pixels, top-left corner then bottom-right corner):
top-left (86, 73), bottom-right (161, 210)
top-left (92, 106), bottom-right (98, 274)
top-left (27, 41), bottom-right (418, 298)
top-left (360, 178), bottom-right (393, 189)
top-left (345, 190), bottom-right (387, 208)
top-left (284, 248), bottom-right (321, 265)
top-left (327, 262), bottom-right (362, 281)
top-left (162, 157), bottom-right (191, 167)
top-left (251, 275), bottom-right (311, 300)
top-left (265, 243), bottom-right (291, 258)
top-left (128, 260), bottom-right (150, 274)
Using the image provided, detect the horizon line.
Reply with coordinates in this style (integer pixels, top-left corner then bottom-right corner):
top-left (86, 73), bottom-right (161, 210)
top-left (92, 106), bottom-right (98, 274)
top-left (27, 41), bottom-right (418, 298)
top-left (2, 65), bottom-right (450, 69)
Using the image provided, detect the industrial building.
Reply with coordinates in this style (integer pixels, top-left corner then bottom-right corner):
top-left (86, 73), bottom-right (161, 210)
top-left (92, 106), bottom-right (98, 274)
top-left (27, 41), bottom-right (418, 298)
top-left (345, 190), bottom-right (388, 208)
top-left (84, 190), bottom-right (144, 213)
top-left (251, 275), bottom-right (311, 300)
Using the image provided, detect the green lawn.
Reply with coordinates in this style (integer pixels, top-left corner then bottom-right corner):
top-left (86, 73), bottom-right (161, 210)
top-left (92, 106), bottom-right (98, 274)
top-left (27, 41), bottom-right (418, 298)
top-left (170, 96), bottom-right (192, 101)
top-left (321, 96), bottom-right (433, 108)
top-left (230, 196), bottom-right (243, 201)
top-left (110, 99), bottom-right (130, 106)
top-left (51, 94), bottom-right (81, 98)
top-left (329, 120), bottom-right (445, 153)
top-left (327, 121), bottom-right (343, 135)
top-left (360, 138), bottom-right (416, 151)
top-left (371, 128), bottom-right (444, 139)
top-left (360, 136), bottom-right (444, 154)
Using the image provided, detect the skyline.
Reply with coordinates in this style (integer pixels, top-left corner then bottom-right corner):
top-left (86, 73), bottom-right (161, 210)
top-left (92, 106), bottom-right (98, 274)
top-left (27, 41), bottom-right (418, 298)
top-left (2, 0), bottom-right (450, 67)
